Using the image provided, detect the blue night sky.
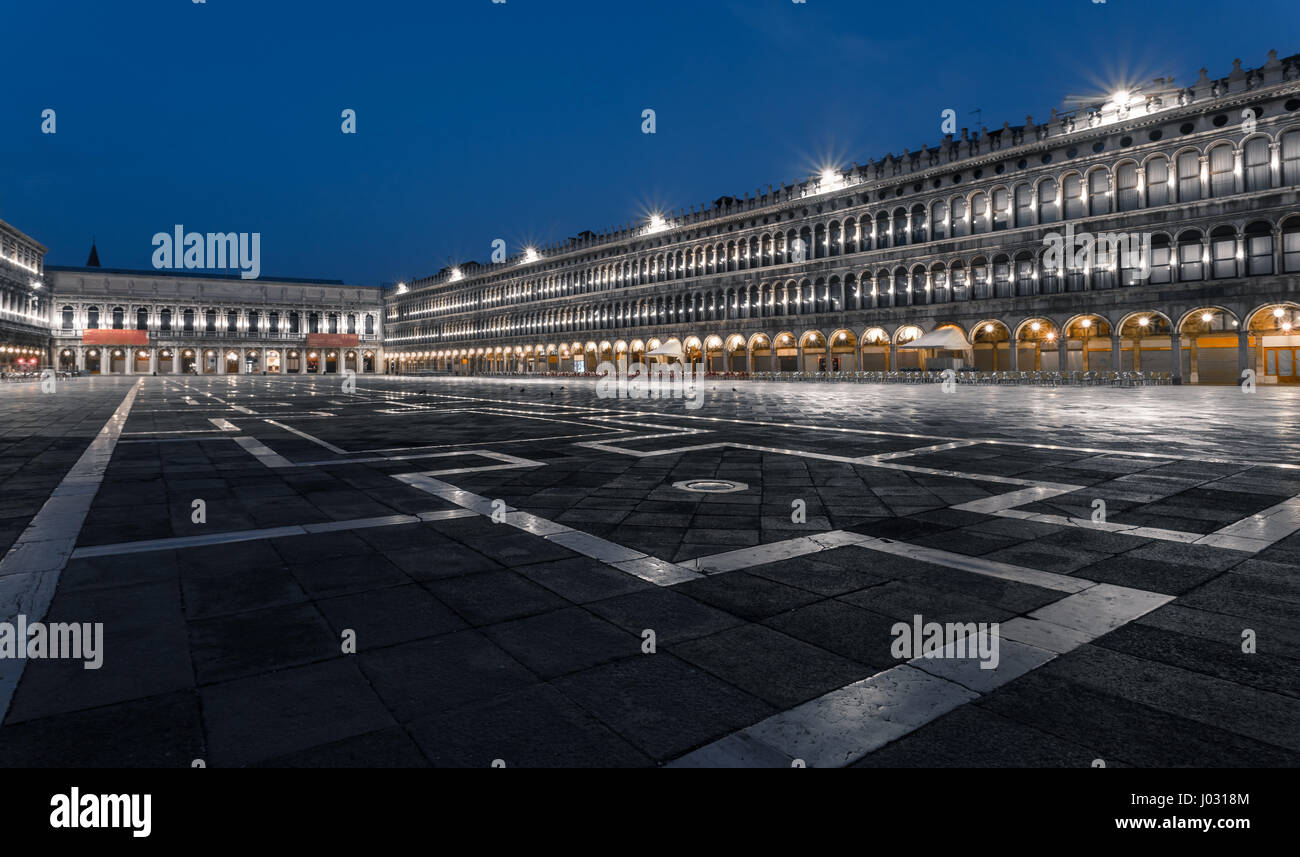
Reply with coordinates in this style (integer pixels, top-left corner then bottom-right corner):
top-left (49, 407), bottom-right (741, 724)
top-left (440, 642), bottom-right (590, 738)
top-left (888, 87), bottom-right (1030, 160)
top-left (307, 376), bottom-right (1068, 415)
top-left (4, 0), bottom-right (1299, 286)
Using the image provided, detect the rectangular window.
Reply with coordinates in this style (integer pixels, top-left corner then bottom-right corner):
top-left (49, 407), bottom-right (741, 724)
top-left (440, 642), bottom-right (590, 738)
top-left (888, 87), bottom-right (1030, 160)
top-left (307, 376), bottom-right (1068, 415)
top-left (1179, 242), bottom-right (1203, 281)
top-left (1150, 243), bottom-right (1172, 283)
top-left (1088, 170), bottom-right (1109, 215)
top-left (1284, 229), bottom-right (1300, 272)
top-left (992, 189), bottom-right (1010, 231)
top-left (1146, 159), bottom-right (1169, 207)
top-left (1038, 182), bottom-right (1059, 222)
top-left (1209, 146), bottom-right (1235, 197)
top-left (951, 200), bottom-right (968, 237)
top-left (1178, 153), bottom-right (1201, 202)
top-left (1212, 236), bottom-right (1236, 278)
top-left (972, 195), bottom-right (989, 234)
top-left (1248, 235), bottom-right (1273, 275)
top-left (1063, 175), bottom-right (1084, 219)
top-left (1014, 186), bottom-right (1033, 226)
top-left (1116, 163), bottom-right (1139, 211)
top-left (1244, 140), bottom-right (1271, 191)
top-left (1284, 133), bottom-right (1300, 185)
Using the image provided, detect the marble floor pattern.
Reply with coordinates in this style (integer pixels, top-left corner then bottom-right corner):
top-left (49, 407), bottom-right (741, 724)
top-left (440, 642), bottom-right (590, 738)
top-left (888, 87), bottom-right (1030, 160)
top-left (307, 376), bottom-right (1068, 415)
top-left (0, 373), bottom-right (1297, 767)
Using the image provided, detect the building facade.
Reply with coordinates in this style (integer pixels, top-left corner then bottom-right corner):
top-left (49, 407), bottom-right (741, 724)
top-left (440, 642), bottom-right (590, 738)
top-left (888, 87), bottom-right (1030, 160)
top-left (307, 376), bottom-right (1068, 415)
top-left (0, 219), bottom-right (50, 372)
top-left (46, 267), bottom-right (384, 375)
top-left (384, 50), bottom-right (1300, 385)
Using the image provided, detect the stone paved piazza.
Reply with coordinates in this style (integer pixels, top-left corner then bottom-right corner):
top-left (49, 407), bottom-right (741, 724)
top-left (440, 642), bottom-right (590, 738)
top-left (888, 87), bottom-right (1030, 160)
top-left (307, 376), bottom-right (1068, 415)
top-left (1, 374), bottom-right (1297, 767)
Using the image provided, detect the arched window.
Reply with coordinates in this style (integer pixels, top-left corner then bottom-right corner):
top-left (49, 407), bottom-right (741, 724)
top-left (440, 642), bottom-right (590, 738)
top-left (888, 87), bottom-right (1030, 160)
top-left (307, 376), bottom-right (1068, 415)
top-left (1088, 169), bottom-right (1110, 215)
top-left (971, 256), bottom-right (989, 299)
top-left (365, 314), bottom-right (375, 335)
top-left (992, 188), bottom-right (1010, 231)
top-left (347, 313), bottom-right (357, 334)
top-left (226, 310), bottom-right (238, 332)
top-left (1178, 231), bottom-right (1204, 280)
top-left (1014, 185), bottom-right (1033, 227)
top-left (268, 311), bottom-right (279, 333)
top-left (1063, 174), bottom-right (1084, 219)
top-left (1037, 178), bottom-right (1059, 222)
top-left (1040, 253), bottom-right (1061, 294)
top-left (951, 197), bottom-right (968, 237)
top-left (992, 255), bottom-right (1011, 297)
top-left (950, 262), bottom-right (967, 299)
top-left (1276, 130), bottom-right (1300, 186)
top-left (1177, 151), bottom-right (1201, 201)
top-left (930, 264), bottom-right (948, 302)
top-left (1244, 138), bottom-right (1271, 191)
top-left (87, 307), bottom-right (100, 329)
top-left (930, 200), bottom-right (947, 240)
top-left (112, 307), bottom-right (125, 329)
top-left (1015, 253), bottom-right (1035, 296)
top-left (971, 193), bottom-right (989, 234)
top-left (183, 308), bottom-right (195, 331)
top-left (1119, 237), bottom-right (1146, 286)
top-left (1245, 222), bottom-right (1273, 275)
top-left (248, 310), bottom-right (259, 334)
top-left (1116, 163), bottom-right (1139, 211)
top-left (136, 308), bottom-right (148, 330)
top-left (1284, 218), bottom-right (1300, 272)
top-left (1146, 156), bottom-right (1170, 207)
top-left (61, 306), bottom-right (74, 330)
top-left (1211, 226), bottom-right (1237, 278)
top-left (289, 311), bottom-right (300, 334)
top-left (160, 308), bottom-right (172, 331)
top-left (1208, 144), bottom-right (1235, 196)
top-left (910, 205), bottom-right (927, 243)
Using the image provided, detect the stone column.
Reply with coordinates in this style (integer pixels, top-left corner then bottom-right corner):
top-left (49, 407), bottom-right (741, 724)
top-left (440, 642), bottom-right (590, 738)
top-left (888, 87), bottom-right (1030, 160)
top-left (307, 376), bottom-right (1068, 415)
top-left (149, 349), bottom-right (158, 374)
top-left (1057, 338), bottom-right (1068, 372)
top-left (124, 350), bottom-right (133, 375)
top-left (1238, 328), bottom-right (1251, 384)
top-left (173, 350), bottom-right (180, 374)
top-left (1170, 333), bottom-right (1183, 384)
top-left (1112, 335), bottom-right (1122, 372)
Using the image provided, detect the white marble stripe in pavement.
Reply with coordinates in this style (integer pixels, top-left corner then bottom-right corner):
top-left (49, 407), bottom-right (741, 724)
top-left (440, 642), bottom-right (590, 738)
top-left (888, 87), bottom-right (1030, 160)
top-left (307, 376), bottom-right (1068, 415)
top-left (233, 435), bottom-right (295, 468)
top-left (1194, 495), bottom-right (1300, 551)
top-left (864, 440), bottom-right (983, 461)
top-left (264, 418), bottom-right (348, 454)
top-left (952, 484), bottom-right (1083, 515)
top-left (393, 470), bottom-right (704, 585)
top-left (0, 380), bottom-right (143, 722)
top-left (68, 509), bottom-right (478, 558)
top-left (965, 492), bottom-right (1298, 554)
top-left (668, 581), bottom-right (1172, 768)
top-left (680, 527), bottom-right (1089, 593)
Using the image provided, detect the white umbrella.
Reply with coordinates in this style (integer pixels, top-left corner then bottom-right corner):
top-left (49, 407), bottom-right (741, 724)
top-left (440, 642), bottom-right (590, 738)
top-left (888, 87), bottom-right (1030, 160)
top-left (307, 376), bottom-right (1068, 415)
top-left (646, 340), bottom-right (684, 358)
top-left (897, 328), bottom-right (972, 351)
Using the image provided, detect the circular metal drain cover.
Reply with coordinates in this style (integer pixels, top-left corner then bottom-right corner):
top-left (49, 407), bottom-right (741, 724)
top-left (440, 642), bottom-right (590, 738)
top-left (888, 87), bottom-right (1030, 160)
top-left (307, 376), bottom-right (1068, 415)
top-left (672, 479), bottom-right (749, 494)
